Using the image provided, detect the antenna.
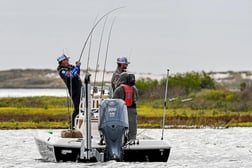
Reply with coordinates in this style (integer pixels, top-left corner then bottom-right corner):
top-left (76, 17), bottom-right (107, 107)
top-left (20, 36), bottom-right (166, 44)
top-left (161, 69), bottom-right (169, 140)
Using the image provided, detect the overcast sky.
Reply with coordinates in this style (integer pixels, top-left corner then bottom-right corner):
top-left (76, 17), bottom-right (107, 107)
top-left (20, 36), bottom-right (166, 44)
top-left (0, 0), bottom-right (251, 75)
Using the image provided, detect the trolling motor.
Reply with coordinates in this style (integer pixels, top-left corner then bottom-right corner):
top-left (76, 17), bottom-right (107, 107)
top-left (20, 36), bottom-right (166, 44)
top-left (98, 99), bottom-right (129, 161)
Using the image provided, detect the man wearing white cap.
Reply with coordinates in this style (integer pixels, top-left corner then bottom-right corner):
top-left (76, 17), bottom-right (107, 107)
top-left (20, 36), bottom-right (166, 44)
top-left (57, 54), bottom-right (82, 129)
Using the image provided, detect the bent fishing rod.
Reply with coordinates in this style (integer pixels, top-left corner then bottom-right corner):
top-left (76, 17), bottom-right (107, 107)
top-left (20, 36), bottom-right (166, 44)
top-left (161, 69), bottom-right (169, 140)
top-left (93, 16), bottom-right (108, 91)
top-left (78, 6), bottom-right (125, 62)
top-left (86, 16), bottom-right (99, 72)
top-left (100, 17), bottom-right (117, 98)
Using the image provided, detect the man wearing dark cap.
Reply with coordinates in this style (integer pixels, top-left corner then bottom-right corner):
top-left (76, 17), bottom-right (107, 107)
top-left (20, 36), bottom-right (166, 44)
top-left (111, 56), bottom-right (130, 91)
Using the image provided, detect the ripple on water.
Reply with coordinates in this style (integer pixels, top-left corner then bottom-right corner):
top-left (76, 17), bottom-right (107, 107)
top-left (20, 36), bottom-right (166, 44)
top-left (0, 128), bottom-right (252, 168)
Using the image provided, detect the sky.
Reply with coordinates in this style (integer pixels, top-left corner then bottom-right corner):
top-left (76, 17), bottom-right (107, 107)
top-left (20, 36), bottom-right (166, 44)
top-left (0, 0), bottom-right (251, 75)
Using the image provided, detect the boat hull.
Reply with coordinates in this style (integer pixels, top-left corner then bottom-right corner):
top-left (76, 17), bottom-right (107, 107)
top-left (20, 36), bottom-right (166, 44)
top-left (123, 140), bottom-right (170, 162)
top-left (34, 135), bottom-right (171, 162)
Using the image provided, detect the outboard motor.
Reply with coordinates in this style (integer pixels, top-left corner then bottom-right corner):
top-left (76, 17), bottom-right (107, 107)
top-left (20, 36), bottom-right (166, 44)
top-left (98, 99), bottom-right (128, 161)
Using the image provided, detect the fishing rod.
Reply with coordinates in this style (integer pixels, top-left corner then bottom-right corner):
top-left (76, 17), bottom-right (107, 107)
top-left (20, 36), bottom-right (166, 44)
top-left (86, 16), bottom-right (99, 73)
top-left (86, 30), bottom-right (92, 72)
top-left (161, 69), bottom-right (169, 140)
top-left (78, 6), bottom-right (125, 62)
top-left (100, 17), bottom-right (116, 98)
top-left (93, 17), bottom-right (108, 93)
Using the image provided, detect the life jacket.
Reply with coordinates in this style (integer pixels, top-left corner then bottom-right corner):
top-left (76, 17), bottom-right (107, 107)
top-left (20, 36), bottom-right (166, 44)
top-left (121, 84), bottom-right (133, 107)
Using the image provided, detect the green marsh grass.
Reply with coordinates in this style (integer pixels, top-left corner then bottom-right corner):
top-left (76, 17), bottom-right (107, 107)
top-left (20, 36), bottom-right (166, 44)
top-left (1, 96), bottom-right (252, 129)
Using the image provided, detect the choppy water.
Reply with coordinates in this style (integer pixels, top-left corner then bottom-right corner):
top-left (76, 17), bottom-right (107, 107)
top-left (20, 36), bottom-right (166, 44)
top-left (0, 128), bottom-right (252, 168)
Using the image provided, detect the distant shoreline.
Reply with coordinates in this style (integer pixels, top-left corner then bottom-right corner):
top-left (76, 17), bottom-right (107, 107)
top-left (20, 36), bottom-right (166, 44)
top-left (0, 69), bottom-right (165, 89)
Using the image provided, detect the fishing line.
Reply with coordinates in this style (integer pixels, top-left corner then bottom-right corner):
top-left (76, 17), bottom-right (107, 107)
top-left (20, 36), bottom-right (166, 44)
top-left (62, 48), bottom-right (70, 56)
top-left (136, 129), bottom-right (146, 136)
top-left (70, 68), bottom-right (74, 129)
top-left (65, 84), bottom-right (72, 129)
top-left (128, 48), bottom-right (133, 62)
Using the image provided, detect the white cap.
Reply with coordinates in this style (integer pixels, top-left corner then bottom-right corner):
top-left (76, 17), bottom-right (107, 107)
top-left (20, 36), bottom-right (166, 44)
top-left (57, 54), bottom-right (70, 63)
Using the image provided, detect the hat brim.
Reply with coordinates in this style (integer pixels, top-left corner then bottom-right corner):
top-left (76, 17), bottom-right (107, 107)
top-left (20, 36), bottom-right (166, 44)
top-left (117, 61), bottom-right (130, 64)
top-left (58, 56), bottom-right (70, 63)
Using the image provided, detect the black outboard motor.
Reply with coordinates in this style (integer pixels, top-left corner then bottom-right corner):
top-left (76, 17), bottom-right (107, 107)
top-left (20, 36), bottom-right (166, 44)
top-left (98, 99), bottom-right (128, 161)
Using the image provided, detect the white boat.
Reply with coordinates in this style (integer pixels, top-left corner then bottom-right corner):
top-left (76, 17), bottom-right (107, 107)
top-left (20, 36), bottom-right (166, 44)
top-left (34, 74), bottom-right (171, 162)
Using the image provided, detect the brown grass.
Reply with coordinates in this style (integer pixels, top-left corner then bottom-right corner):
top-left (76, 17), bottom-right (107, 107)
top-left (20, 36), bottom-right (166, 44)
top-left (138, 115), bottom-right (252, 128)
top-left (0, 113), bottom-right (69, 122)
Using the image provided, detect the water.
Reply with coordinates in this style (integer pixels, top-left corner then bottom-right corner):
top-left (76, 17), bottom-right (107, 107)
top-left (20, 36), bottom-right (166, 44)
top-left (0, 128), bottom-right (252, 168)
top-left (0, 88), bottom-right (110, 98)
top-left (0, 89), bottom-right (67, 97)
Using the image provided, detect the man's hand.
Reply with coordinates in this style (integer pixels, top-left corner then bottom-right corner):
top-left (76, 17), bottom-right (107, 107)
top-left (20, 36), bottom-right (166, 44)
top-left (76, 61), bottom-right (81, 65)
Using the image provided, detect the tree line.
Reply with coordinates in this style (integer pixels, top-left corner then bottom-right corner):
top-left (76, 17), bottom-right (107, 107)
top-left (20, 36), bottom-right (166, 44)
top-left (136, 71), bottom-right (215, 99)
top-left (135, 71), bottom-right (252, 112)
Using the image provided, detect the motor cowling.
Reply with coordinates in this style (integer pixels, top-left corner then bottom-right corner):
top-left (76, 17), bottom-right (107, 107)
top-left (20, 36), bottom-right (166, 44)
top-left (98, 99), bottom-right (128, 161)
